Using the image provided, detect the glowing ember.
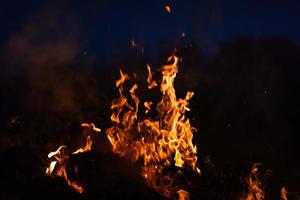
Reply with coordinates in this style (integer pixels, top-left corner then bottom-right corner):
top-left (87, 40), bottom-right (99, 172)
top-left (243, 163), bottom-right (264, 200)
top-left (165, 5), bottom-right (171, 13)
top-left (45, 123), bottom-right (100, 193)
top-left (131, 39), bottom-right (136, 47)
top-left (106, 55), bottom-right (200, 198)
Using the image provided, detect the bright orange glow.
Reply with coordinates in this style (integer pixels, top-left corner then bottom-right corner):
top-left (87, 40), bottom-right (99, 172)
top-left (281, 187), bottom-right (288, 200)
top-left (106, 55), bottom-right (200, 198)
top-left (177, 189), bottom-right (190, 200)
top-left (165, 5), bottom-right (171, 13)
top-left (244, 163), bottom-right (264, 200)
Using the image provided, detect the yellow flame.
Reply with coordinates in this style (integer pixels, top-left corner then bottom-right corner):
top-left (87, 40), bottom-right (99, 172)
top-left (48, 145), bottom-right (67, 158)
top-left (72, 136), bottom-right (92, 154)
top-left (106, 55), bottom-right (199, 198)
top-left (81, 123), bottom-right (101, 132)
top-left (146, 64), bottom-right (158, 89)
top-left (45, 161), bottom-right (57, 175)
top-left (144, 101), bottom-right (153, 114)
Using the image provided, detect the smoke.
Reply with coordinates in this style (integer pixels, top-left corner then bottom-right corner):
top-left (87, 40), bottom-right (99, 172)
top-left (0, 7), bottom-right (101, 150)
top-left (2, 7), bottom-right (98, 115)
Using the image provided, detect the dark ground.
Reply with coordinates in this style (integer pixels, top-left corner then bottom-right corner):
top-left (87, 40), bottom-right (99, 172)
top-left (1, 37), bottom-right (300, 199)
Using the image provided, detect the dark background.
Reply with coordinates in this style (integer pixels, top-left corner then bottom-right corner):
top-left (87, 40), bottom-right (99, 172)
top-left (0, 0), bottom-right (299, 199)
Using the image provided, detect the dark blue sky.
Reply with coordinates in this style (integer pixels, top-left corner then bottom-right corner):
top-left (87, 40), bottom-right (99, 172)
top-left (1, 0), bottom-right (299, 61)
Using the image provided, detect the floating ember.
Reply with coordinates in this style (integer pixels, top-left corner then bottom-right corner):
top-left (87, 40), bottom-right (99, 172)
top-left (165, 5), bottom-right (171, 13)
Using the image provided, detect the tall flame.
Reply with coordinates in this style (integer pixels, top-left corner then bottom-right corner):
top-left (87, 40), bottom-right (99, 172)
top-left (243, 163), bottom-right (265, 200)
top-left (106, 55), bottom-right (200, 199)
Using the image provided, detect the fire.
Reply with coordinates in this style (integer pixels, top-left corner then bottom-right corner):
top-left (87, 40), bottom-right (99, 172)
top-left (146, 64), bottom-right (158, 89)
top-left (45, 123), bottom-right (100, 193)
top-left (45, 145), bottom-right (84, 193)
top-left (106, 55), bottom-right (200, 198)
top-left (165, 5), bottom-right (171, 13)
top-left (243, 163), bottom-right (265, 200)
top-left (177, 189), bottom-right (190, 200)
top-left (281, 187), bottom-right (288, 200)
top-left (81, 122), bottom-right (101, 133)
top-left (72, 135), bottom-right (92, 154)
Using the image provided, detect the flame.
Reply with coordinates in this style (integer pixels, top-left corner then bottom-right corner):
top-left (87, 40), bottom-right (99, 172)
top-left (165, 5), bottom-right (171, 13)
top-left (81, 123), bottom-right (101, 133)
top-left (45, 123), bottom-right (100, 193)
top-left (45, 160), bottom-right (57, 175)
top-left (45, 145), bottom-right (84, 193)
top-left (106, 55), bottom-right (199, 198)
top-left (177, 189), bottom-right (190, 200)
top-left (244, 163), bottom-right (264, 200)
top-left (281, 187), bottom-right (288, 200)
top-left (72, 136), bottom-right (92, 154)
top-left (146, 64), bottom-right (158, 89)
top-left (144, 101), bottom-right (153, 114)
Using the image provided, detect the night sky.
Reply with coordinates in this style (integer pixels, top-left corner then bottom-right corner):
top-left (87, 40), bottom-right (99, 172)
top-left (1, 0), bottom-right (299, 61)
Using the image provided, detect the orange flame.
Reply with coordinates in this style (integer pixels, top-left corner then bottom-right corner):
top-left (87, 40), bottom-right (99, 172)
top-left (45, 123), bottom-right (100, 193)
top-left (144, 101), bottom-right (153, 114)
top-left (72, 135), bottom-right (92, 154)
top-left (244, 163), bottom-right (265, 200)
top-left (45, 145), bottom-right (84, 193)
top-left (281, 187), bottom-right (288, 200)
top-left (106, 55), bottom-right (199, 198)
top-left (177, 189), bottom-right (190, 200)
top-left (81, 123), bottom-right (101, 133)
top-left (146, 64), bottom-right (158, 89)
top-left (165, 5), bottom-right (171, 13)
